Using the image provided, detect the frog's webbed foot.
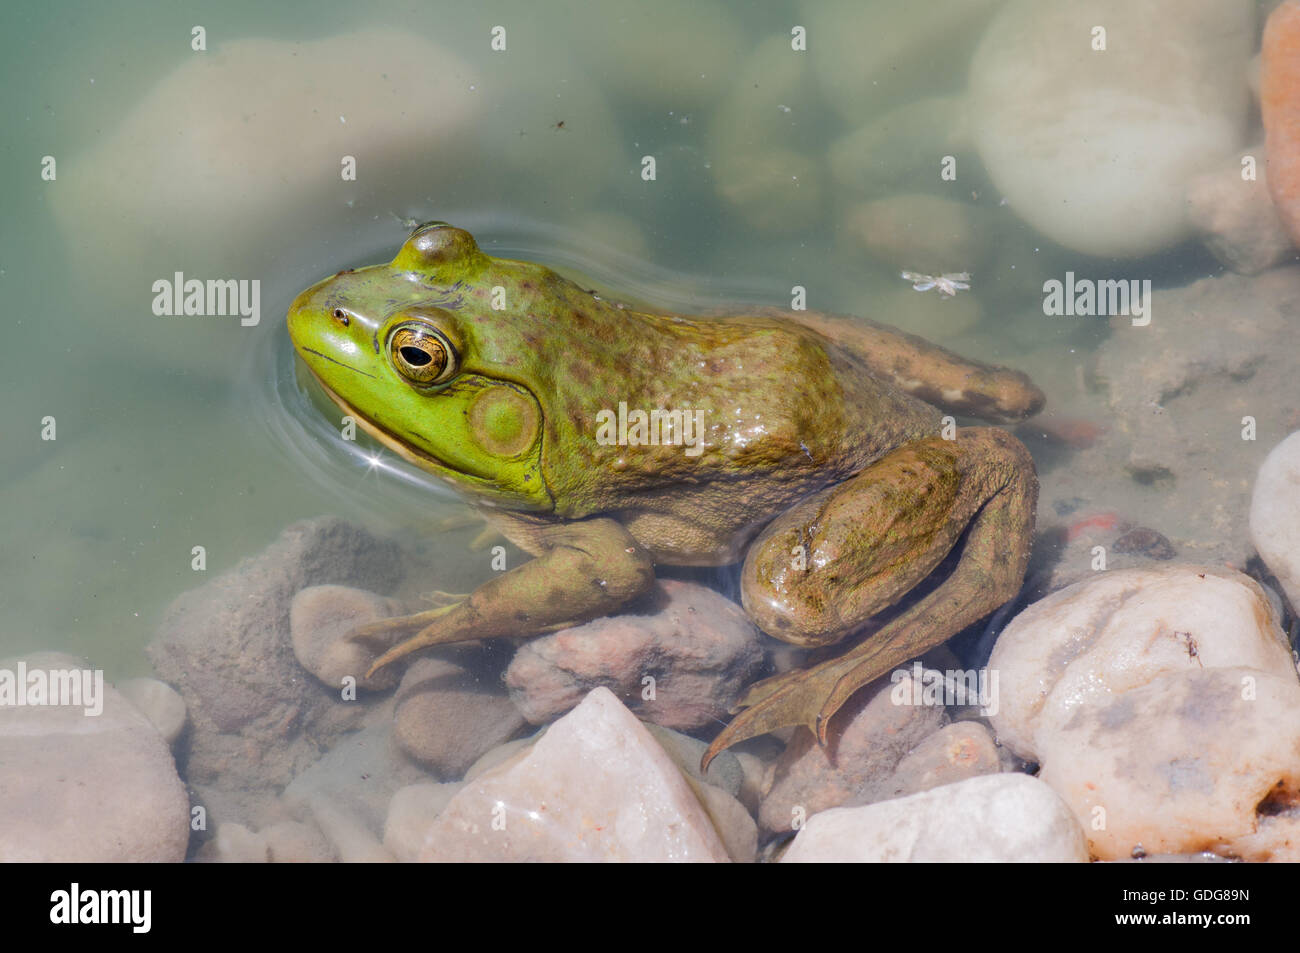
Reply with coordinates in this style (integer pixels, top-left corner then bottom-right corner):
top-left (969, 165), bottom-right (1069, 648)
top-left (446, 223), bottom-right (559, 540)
top-left (702, 623), bottom-right (916, 770)
top-left (703, 657), bottom-right (857, 766)
top-left (360, 602), bottom-right (468, 677)
top-left (345, 603), bottom-right (462, 653)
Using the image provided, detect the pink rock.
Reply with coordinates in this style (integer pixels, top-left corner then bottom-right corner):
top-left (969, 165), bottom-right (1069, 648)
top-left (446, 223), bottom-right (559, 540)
top-left (394, 654), bottom-right (527, 780)
top-left (851, 721), bottom-right (1002, 807)
top-left (758, 669), bottom-right (944, 836)
top-left (504, 580), bottom-right (764, 732)
top-left (1186, 145), bottom-right (1296, 275)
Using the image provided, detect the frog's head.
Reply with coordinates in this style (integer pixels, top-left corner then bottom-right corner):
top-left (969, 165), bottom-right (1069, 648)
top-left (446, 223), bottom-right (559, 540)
top-left (287, 222), bottom-right (557, 511)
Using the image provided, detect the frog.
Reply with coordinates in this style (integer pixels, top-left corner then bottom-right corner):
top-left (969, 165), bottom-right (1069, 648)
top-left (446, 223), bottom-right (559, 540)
top-left (286, 222), bottom-right (1043, 769)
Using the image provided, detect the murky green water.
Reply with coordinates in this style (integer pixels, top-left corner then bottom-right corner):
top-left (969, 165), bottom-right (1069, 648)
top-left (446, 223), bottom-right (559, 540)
top-left (0, 0), bottom-right (1280, 679)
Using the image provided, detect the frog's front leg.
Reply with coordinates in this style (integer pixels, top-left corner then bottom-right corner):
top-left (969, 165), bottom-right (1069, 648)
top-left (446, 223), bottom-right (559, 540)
top-left (352, 516), bottom-right (655, 677)
top-left (703, 427), bottom-right (1036, 768)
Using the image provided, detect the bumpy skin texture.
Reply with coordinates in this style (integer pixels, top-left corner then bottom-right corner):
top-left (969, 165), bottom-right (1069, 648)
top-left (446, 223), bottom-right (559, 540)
top-left (287, 223), bottom-right (1043, 764)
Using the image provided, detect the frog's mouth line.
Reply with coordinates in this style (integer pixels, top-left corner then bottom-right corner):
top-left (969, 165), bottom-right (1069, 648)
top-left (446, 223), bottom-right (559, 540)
top-left (304, 366), bottom-right (457, 476)
top-left (297, 359), bottom-right (553, 509)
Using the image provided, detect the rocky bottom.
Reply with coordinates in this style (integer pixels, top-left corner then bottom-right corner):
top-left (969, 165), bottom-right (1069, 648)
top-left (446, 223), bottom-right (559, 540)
top-left (3, 429), bottom-right (1300, 863)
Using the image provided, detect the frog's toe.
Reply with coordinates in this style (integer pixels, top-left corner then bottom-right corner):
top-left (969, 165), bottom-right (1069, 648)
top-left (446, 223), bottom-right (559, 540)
top-left (420, 589), bottom-right (471, 606)
top-left (347, 603), bottom-right (458, 645)
top-left (702, 657), bottom-right (858, 771)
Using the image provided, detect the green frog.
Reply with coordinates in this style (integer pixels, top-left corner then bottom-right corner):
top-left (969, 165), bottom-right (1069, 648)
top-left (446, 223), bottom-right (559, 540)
top-left (287, 222), bottom-right (1042, 768)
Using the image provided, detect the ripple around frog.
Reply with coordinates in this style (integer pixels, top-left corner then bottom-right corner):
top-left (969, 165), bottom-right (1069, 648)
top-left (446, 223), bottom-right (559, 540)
top-left (240, 214), bottom-right (787, 530)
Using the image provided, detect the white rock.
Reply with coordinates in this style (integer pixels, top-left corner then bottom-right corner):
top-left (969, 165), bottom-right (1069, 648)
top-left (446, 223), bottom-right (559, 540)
top-left (829, 97), bottom-right (972, 199)
top-left (383, 783), bottom-right (465, 863)
top-left (781, 773), bottom-right (1089, 863)
top-left (801, 0), bottom-right (1004, 124)
top-left (208, 820), bottom-right (334, 863)
top-left (682, 775), bottom-right (758, 864)
top-left (1039, 668), bottom-right (1300, 861)
top-left (301, 793), bottom-right (394, 864)
top-left (116, 677), bottom-right (187, 746)
top-left (1251, 430), bottom-right (1300, 608)
top-left (969, 0), bottom-right (1254, 257)
top-left (988, 566), bottom-right (1297, 761)
top-left (708, 35), bottom-right (825, 230)
top-left (418, 687), bottom-right (730, 861)
top-left (572, 0), bottom-right (743, 111)
top-left (841, 194), bottom-right (993, 275)
top-left (53, 30), bottom-right (481, 284)
top-left (0, 652), bottom-right (190, 861)
top-left (290, 586), bottom-right (405, 693)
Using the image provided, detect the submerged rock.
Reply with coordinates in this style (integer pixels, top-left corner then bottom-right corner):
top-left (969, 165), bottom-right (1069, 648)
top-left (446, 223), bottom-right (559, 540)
top-left (849, 721), bottom-right (1003, 807)
top-left (0, 652), bottom-right (190, 862)
top-left (782, 773), bottom-right (1089, 863)
top-left (1185, 145), bottom-right (1297, 275)
top-left (1075, 266), bottom-right (1300, 568)
top-left (989, 567), bottom-right (1300, 860)
top-left (1251, 430), bottom-right (1300, 609)
top-left (281, 717), bottom-right (430, 838)
top-left (290, 585), bottom-right (405, 693)
top-left (205, 820), bottom-right (335, 864)
top-left (969, 0), bottom-right (1254, 257)
top-left (801, 0), bottom-right (1003, 124)
top-left (383, 782), bottom-right (465, 863)
top-left (392, 653), bottom-right (526, 779)
top-left (1262, 1), bottom-right (1300, 248)
top-left (757, 669), bottom-right (944, 836)
top-left (707, 34), bottom-right (826, 231)
top-left (417, 688), bottom-right (731, 862)
top-left (1039, 668), bottom-right (1300, 861)
top-left (988, 566), bottom-right (1296, 760)
top-left (841, 194), bottom-right (993, 275)
top-left (147, 516), bottom-right (404, 827)
top-left (116, 676), bottom-right (187, 747)
top-left (504, 579), bottom-right (764, 732)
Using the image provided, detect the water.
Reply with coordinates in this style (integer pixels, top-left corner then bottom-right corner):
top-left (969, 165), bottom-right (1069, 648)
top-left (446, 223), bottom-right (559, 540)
top-left (2, 0), bottom-right (1293, 862)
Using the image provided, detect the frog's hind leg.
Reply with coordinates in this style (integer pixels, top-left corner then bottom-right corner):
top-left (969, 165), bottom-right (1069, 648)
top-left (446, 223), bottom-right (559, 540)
top-left (791, 311), bottom-right (1045, 423)
top-left (703, 427), bottom-right (1036, 769)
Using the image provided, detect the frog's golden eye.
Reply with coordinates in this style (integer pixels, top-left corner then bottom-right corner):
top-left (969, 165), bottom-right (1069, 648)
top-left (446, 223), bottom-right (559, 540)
top-left (388, 323), bottom-right (457, 387)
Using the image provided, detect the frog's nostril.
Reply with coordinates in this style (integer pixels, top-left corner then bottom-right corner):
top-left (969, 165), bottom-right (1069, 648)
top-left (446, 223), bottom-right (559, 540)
top-left (332, 308), bottom-right (350, 327)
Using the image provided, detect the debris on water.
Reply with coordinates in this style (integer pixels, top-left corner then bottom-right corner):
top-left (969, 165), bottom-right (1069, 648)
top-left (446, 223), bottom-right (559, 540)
top-left (900, 270), bottom-right (971, 297)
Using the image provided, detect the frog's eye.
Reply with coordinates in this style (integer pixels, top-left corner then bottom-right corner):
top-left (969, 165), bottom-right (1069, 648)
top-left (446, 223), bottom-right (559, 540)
top-left (388, 322), bottom-right (458, 387)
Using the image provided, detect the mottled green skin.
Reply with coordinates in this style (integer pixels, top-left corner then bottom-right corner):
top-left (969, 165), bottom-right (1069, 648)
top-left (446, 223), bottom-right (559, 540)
top-left (289, 223), bottom-right (942, 564)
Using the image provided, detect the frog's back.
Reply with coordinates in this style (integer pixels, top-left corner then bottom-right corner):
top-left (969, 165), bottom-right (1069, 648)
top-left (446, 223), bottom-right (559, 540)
top-left (537, 306), bottom-right (940, 561)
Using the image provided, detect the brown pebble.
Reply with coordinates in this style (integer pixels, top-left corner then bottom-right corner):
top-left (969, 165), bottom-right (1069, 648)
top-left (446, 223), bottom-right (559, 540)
top-left (1114, 527), bottom-right (1176, 560)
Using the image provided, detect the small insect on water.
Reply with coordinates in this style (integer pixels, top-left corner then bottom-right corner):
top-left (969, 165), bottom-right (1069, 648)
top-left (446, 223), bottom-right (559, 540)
top-left (901, 270), bottom-right (971, 298)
